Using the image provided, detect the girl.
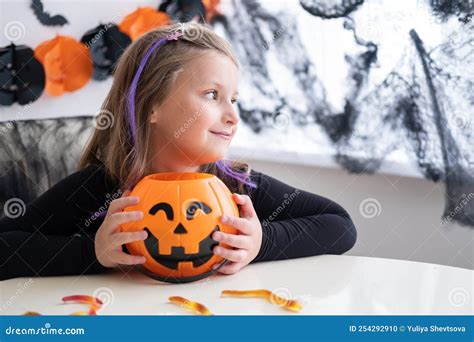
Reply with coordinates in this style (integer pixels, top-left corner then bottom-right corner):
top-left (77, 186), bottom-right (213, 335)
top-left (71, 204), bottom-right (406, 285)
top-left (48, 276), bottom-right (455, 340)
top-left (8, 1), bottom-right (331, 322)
top-left (0, 23), bottom-right (357, 281)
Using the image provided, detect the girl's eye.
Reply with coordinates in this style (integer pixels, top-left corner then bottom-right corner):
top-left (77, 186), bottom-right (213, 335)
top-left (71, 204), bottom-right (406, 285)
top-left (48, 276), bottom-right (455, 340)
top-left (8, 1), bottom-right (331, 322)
top-left (205, 90), bottom-right (218, 100)
top-left (205, 90), bottom-right (238, 104)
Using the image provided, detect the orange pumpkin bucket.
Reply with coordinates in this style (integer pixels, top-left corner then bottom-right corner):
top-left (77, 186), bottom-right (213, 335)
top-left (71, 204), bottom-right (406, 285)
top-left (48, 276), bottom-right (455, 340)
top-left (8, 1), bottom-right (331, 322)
top-left (121, 173), bottom-right (239, 283)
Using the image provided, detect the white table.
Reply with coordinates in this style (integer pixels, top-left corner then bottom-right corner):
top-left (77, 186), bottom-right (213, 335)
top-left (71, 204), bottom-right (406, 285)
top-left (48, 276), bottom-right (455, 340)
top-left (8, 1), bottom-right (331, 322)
top-left (1, 255), bottom-right (472, 315)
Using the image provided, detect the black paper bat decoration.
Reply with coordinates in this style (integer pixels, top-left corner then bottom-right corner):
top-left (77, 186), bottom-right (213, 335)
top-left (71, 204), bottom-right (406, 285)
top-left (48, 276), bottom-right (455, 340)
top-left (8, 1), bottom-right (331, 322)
top-left (30, 0), bottom-right (68, 27)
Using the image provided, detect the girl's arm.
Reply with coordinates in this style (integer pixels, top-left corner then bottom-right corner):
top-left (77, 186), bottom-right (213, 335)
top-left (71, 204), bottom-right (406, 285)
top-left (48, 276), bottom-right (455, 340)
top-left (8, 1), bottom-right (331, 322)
top-left (0, 164), bottom-right (111, 280)
top-left (248, 170), bottom-right (357, 263)
top-left (0, 230), bottom-right (103, 280)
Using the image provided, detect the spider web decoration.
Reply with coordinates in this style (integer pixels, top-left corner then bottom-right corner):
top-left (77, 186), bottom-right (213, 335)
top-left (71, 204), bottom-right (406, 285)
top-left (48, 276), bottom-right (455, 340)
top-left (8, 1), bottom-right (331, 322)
top-left (217, 0), bottom-right (473, 227)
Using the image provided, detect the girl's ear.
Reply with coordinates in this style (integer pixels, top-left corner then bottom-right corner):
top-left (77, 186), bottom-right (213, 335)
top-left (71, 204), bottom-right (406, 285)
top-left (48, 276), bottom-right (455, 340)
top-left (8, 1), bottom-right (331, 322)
top-left (150, 107), bottom-right (159, 124)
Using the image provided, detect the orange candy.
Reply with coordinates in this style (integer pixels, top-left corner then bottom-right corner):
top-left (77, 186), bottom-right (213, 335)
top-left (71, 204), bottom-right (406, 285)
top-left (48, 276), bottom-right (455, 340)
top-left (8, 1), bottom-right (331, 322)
top-left (22, 295), bottom-right (103, 316)
top-left (21, 290), bottom-right (303, 315)
top-left (168, 296), bottom-right (213, 315)
top-left (221, 289), bottom-right (303, 312)
top-left (62, 295), bottom-right (103, 315)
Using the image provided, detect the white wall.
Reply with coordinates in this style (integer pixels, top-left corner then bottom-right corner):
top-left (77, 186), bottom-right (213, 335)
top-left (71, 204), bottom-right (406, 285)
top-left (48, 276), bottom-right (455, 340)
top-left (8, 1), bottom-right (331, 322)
top-left (246, 159), bottom-right (473, 270)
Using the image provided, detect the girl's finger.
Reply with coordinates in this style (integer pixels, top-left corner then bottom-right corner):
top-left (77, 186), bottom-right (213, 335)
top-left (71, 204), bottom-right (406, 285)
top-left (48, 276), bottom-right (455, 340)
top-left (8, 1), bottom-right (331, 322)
top-left (232, 193), bottom-right (256, 219)
top-left (106, 211), bottom-right (143, 232)
top-left (221, 215), bottom-right (254, 235)
top-left (213, 245), bottom-right (247, 263)
top-left (107, 196), bottom-right (140, 215)
top-left (212, 231), bottom-right (250, 249)
top-left (114, 252), bottom-right (147, 265)
top-left (211, 260), bottom-right (226, 271)
top-left (215, 261), bottom-right (242, 274)
top-left (112, 230), bottom-right (148, 246)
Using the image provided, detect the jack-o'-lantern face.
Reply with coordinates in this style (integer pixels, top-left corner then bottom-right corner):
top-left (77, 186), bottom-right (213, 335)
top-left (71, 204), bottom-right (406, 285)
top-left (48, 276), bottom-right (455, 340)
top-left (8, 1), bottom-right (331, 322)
top-left (121, 172), bottom-right (239, 283)
top-left (143, 200), bottom-right (219, 270)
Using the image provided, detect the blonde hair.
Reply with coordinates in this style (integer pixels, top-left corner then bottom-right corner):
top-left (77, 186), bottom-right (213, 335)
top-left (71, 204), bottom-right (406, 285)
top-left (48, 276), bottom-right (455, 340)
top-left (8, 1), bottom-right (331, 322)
top-left (78, 22), bottom-right (254, 194)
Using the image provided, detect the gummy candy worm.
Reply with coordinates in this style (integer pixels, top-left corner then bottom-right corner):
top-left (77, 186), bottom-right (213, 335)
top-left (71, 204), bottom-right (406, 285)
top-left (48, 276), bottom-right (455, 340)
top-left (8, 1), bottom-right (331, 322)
top-left (168, 296), bottom-right (213, 315)
top-left (62, 295), bottom-right (103, 315)
top-left (22, 295), bottom-right (103, 316)
top-left (221, 289), bottom-right (302, 312)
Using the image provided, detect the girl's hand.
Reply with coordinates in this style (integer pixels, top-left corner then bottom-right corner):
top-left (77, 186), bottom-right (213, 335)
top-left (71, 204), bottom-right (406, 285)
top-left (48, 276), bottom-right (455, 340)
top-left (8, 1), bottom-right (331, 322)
top-left (212, 193), bottom-right (262, 274)
top-left (95, 189), bottom-right (148, 268)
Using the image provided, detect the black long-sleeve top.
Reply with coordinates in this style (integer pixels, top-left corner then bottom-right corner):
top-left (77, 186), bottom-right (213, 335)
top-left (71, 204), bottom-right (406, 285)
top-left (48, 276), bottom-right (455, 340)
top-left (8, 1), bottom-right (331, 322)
top-left (0, 163), bottom-right (357, 280)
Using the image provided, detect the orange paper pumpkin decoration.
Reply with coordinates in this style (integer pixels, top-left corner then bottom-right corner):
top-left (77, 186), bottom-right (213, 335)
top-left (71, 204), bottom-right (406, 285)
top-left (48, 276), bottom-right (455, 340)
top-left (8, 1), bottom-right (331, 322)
top-left (34, 35), bottom-right (92, 96)
top-left (121, 173), bottom-right (239, 283)
top-left (119, 7), bottom-right (171, 41)
top-left (202, 0), bottom-right (222, 22)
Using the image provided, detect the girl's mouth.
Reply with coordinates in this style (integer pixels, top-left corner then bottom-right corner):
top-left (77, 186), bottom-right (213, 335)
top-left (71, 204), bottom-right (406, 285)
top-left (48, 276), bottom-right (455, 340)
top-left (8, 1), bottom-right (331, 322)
top-left (209, 131), bottom-right (231, 140)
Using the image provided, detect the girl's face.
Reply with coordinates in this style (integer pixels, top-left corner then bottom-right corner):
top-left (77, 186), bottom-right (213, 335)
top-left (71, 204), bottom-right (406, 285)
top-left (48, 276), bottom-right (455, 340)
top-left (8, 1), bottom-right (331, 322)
top-left (149, 51), bottom-right (240, 173)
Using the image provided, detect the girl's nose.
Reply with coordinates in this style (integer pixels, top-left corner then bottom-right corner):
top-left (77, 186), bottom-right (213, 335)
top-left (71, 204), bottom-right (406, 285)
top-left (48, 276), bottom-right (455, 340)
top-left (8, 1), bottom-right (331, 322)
top-left (224, 105), bottom-right (240, 126)
top-left (226, 115), bottom-right (239, 125)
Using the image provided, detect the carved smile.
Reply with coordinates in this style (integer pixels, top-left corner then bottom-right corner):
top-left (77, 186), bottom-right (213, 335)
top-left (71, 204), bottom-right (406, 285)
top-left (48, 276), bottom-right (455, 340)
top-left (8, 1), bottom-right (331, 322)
top-left (143, 226), bottom-right (220, 270)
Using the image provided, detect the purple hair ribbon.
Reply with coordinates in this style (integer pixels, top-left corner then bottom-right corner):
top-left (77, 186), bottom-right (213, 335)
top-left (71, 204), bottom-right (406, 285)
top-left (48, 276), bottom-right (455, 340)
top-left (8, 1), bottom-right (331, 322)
top-left (216, 160), bottom-right (257, 189)
top-left (126, 31), bottom-right (184, 147)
